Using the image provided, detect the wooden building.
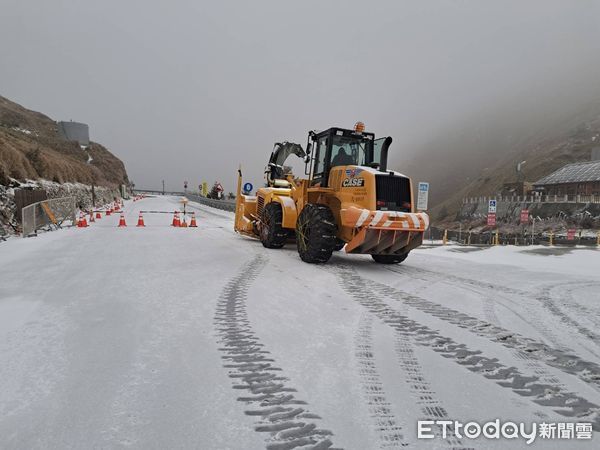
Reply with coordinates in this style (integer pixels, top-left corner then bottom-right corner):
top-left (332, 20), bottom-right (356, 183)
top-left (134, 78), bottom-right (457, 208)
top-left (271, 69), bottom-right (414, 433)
top-left (533, 160), bottom-right (600, 196)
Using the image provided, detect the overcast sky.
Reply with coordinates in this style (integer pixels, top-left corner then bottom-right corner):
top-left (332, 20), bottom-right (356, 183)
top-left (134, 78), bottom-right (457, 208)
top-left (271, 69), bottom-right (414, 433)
top-left (2, 0), bottom-right (600, 192)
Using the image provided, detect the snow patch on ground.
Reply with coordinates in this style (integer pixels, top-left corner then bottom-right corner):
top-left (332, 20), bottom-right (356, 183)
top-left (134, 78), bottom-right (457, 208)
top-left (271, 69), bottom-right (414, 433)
top-left (0, 197), bottom-right (599, 448)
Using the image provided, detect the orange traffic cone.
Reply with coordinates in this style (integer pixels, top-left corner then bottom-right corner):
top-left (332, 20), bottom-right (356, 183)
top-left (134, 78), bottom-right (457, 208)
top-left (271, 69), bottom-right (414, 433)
top-left (118, 213), bottom-right (127, 227)
top-left (136, 212), bottom-right (145, 227)
top-left (78, 212), bottom-right (88, 228)
top-left (96, 211), bottom-right (102, 220)
top-left (189, 212), bottom-right (198, 227)
top-left (180, 215), bottom-right (188, 228)
top-left (171, 211), bottom-right (180, 227)
top-left (106, 207), bottom-right (112, 216)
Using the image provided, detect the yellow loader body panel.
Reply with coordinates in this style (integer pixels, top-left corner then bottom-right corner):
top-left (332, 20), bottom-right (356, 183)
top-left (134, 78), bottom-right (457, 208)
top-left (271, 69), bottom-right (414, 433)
top-left (235, 165), bottom-right (429, 256)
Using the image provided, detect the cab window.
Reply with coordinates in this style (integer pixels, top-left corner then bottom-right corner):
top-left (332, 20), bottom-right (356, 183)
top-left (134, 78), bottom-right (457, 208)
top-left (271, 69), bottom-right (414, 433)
top-left (331, 135), bottom-right (367, 167)
top-left (312, 137), bottom-right (327, 185)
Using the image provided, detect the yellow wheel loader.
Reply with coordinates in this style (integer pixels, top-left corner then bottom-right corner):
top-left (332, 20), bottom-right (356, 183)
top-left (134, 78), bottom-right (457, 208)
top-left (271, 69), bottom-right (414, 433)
top-left (234, 122), bottom-right (429, 264)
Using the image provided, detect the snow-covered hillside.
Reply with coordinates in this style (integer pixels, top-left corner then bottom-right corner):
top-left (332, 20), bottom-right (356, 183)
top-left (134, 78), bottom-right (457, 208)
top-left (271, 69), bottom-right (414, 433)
top-left (1, 196), bottom-right (599, 449)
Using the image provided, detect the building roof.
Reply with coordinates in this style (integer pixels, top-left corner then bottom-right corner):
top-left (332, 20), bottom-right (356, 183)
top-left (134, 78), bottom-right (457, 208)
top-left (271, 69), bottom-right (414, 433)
top-left (533, 160), bottom-right (600, 185)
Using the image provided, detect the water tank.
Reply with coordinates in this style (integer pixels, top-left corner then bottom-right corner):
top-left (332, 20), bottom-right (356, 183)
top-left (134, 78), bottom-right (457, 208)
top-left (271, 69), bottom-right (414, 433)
top-left (57, 121), bottom-right (89, 147)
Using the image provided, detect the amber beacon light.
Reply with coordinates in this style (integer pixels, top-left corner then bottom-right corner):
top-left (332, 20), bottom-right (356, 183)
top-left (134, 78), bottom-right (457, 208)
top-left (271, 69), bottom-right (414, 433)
top-left (354, 121), bottom-right (365, 133)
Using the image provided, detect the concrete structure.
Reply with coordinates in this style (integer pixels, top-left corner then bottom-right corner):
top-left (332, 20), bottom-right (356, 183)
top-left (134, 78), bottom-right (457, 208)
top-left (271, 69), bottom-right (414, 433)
top-left (57, 121), bottom-right (89, 147)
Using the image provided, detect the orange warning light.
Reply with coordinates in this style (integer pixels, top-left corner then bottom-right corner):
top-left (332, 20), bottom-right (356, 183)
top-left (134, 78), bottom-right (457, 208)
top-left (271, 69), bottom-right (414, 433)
top-left (354, 121), bottom-right (365, 133)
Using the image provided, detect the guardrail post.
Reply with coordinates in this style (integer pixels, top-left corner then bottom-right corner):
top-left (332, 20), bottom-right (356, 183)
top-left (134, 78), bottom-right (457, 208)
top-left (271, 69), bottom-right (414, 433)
top-left (443, 229), bottom-right (448, 245)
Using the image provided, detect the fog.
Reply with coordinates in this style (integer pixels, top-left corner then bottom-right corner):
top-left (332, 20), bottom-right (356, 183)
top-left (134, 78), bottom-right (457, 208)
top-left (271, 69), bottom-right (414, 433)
top-left (2, 0), bottom-right (600, 193)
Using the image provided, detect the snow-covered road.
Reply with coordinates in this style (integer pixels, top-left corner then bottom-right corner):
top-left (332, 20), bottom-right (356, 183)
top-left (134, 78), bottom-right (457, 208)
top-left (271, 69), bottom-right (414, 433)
top-left (1, 196), bottom-right (599, 449)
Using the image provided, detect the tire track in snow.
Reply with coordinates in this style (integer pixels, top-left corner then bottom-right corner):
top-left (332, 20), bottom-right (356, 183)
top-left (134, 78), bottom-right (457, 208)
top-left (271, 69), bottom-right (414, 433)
top-left (386, 265), bottom-right (571, 353)
top-left (392, 264), bottom-right (529, 297)
top-left (376, 265), bottom-right (600, 392)
top-left (332, 265), bottom-right (600, 430)
top-left (354, 314), bottom-right (408, 448)
top-left (390, 323), bottom-right (467, 448)
top-left (214, 254), bottom-right (336, 449)
top-left (411, 275), bottom-right (565, 393)
top-left (388, 265), bottom-right (600, 357)
top-left (558, 282), bottom-right (600, 329)
top-left (536, 283), bottom-right (600, 355)
top-left (348, 280), bottom-right (468, 449)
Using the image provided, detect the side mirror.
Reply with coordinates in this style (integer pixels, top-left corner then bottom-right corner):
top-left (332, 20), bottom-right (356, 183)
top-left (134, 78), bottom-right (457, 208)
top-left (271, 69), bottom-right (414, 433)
top-left (304, 142), bottom-right (312, 163)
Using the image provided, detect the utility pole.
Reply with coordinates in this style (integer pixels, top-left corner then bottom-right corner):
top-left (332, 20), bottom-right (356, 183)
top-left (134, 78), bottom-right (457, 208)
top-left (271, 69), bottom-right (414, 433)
top-left (162, 180), bottom-right (165, 196)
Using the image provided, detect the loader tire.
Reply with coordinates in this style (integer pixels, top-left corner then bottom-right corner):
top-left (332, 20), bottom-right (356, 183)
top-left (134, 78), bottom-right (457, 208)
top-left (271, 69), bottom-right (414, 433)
top-left (296, 204), bottom-right (337, 263)
top-left (260, 203), bottom-right (287, 249)
top-left (371, 252), bottom-right (409, 264)
top-left (333, 239), bottom-right (346, 251)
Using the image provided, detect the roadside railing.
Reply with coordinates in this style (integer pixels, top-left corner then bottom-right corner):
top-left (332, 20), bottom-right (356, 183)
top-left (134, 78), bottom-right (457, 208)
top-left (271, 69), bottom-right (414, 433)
top-left (21, 196), bottom-right (76, 237)
top-left (186, 194), bottom-right (236, 212)
top-left (462, 194), bottom-right (600, 204)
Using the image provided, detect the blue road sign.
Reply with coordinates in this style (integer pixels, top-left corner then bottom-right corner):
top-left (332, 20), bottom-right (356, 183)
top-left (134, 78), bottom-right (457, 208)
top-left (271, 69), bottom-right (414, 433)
top-left (243, 182), bottom-right (253, 193)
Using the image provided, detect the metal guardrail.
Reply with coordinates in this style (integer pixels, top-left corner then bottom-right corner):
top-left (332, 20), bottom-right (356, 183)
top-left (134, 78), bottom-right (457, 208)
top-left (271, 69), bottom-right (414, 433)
top-left (132, 189), bottom-right (236, 212)
top-left (463, 194), bottom-right (600, 204)
top-left (133, 189), bottom-right (186, 196)
top-left (186, 194), bottom-right (236, 212)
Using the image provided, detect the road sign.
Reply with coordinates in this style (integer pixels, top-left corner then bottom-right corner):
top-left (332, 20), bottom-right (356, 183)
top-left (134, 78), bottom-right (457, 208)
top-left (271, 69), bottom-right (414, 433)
top-left (243, 182), bottom-right (253, 194)
top-left (488, 199), bottom-right (497, 213)
top-left (202, 182), bottom-right (208, 196)
top-left (216, 183), bottom-right (224, 193)
top-left (567, 228), bottom-right (576, 240)
top-left (520, 209), bottom-right (529, 224)
top-left (487, 212), bottom-right (496, 226)
top-left (416, 182), bottom-right (429, 211)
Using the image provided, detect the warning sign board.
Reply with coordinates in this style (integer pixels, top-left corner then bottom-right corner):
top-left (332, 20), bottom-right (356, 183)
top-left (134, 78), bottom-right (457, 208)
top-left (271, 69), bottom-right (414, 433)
top-left (567, 229), bottom-right (576, 240)
top-left (488, 199), bottom-right (497, 213)
top-left (520, 209), bottom-right (529, 224)
top-left (487, 212), bottom-right (496, 227)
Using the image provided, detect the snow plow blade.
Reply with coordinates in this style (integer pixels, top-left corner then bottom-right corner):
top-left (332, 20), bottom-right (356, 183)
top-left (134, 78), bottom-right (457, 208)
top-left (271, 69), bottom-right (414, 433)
top-left (342, 207), bottom-right (429, 255)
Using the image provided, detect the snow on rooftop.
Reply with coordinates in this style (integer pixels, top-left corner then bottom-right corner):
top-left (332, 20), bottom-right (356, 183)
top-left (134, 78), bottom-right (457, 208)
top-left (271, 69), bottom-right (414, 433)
top-left (533, 160), bottom-right (600, 185)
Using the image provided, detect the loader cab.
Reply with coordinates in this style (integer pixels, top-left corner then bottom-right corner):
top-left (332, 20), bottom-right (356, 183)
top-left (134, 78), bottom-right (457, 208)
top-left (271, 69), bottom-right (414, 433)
top-left (307, 126), bottom-right (391, 187)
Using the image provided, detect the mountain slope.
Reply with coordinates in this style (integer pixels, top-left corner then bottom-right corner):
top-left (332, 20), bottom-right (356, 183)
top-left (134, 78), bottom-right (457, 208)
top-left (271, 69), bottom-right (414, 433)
top-left (398, 99), bottom-right (600, 222)
top-left (0, 95), bottom-right (128, 187)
